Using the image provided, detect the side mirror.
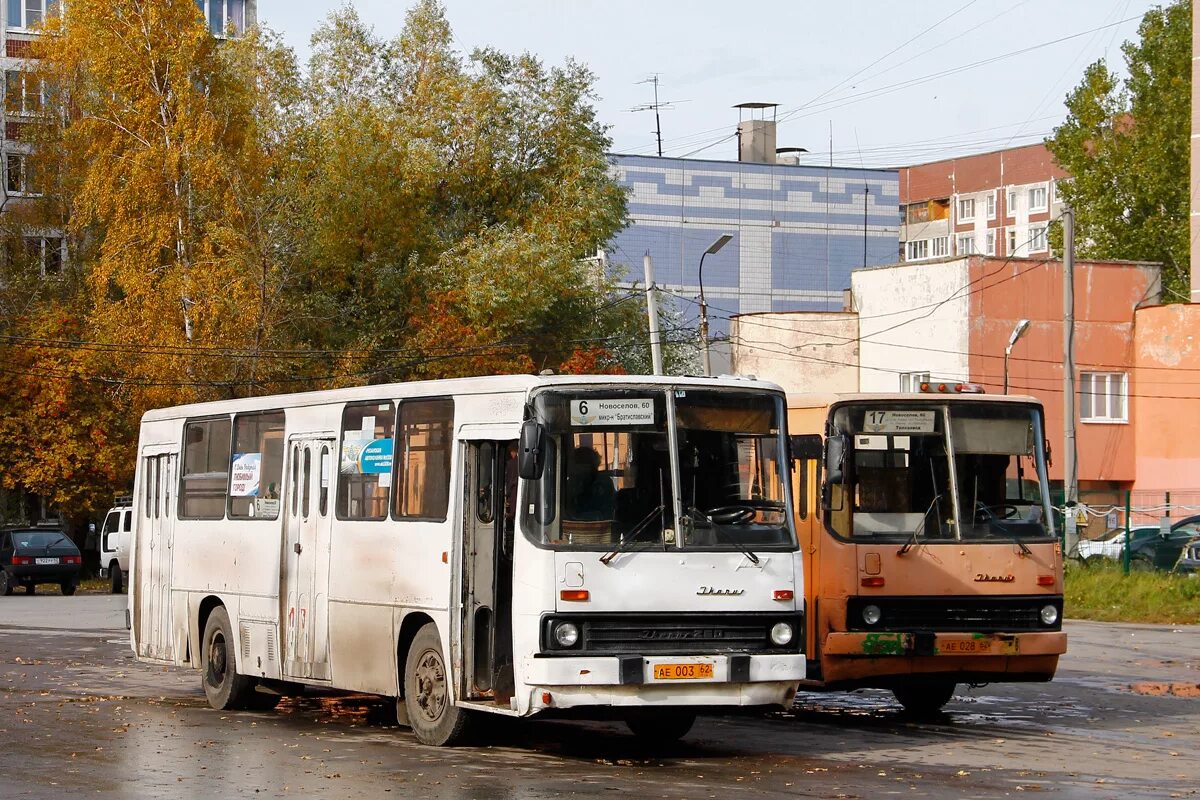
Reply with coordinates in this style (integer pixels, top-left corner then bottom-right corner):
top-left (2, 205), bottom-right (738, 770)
top-left (825, 433), bottom-right (848, 485)
top-left (518, 419), bottom-right (547, 480)
top-left (789, 434), bottom-right (822, 461)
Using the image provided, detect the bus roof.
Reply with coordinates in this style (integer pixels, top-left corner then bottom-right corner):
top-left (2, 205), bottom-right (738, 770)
top-left (140, 373), bottom-right (786, 422)
top-left (786, 392), bottom-right (1042, 410)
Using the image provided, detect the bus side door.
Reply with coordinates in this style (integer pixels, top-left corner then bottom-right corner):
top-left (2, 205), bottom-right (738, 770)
top-left (282, 435), bottom-right (336, 681)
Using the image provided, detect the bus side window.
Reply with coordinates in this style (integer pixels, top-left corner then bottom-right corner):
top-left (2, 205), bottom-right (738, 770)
top-left (337, 401), bottom-right (394, 520)
top-left (179, 417), bottom-right (232, 520)
top-left (394, 398), bottom-right (454, 521)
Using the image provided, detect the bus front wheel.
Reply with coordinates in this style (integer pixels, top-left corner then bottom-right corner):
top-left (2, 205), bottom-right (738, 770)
top-left (403, 623), bottom-right (471, 746)
top-left (892, 681), bottom-right (956, 716)
top-left (202, 606), bottom-right (256, 711)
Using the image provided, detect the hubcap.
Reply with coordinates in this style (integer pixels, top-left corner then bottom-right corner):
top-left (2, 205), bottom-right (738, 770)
top-left (413, 648), bottom-right (447, 722)
top-left (208, 632), bottom-right (228, 687)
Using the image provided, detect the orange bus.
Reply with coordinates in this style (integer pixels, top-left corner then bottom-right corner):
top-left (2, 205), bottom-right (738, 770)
top-left (788, 386), bottom-right (1066, 713)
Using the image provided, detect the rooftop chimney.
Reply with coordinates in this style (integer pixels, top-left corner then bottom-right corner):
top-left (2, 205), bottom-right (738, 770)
top-left (735, 102), bottom-right (779, 164)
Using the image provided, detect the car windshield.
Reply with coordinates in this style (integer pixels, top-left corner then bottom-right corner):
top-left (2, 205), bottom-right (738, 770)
top-left (522, 387), bottom-right (795, 551)
top-left (12, 531), bottom-right (70, 549)
top-left (827, 402), bottom-right (1054, 542)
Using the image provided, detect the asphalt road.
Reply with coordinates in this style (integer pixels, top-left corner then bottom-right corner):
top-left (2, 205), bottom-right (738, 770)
top-left (0, 595), bottom-right (1197, 799)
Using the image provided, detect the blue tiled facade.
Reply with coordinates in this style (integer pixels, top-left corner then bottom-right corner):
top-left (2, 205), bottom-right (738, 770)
top-left (607, 154), bottom-right (900, 338)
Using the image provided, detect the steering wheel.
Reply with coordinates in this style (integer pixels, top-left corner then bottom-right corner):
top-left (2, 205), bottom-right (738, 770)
top-left (705, 505), bottom-right (757, 525)
top-left (975, 503), bottom-right (1021, 522)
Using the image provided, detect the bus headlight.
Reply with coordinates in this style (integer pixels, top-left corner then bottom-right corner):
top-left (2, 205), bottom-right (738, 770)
top-left (1039, 605), bottom-right (1059, 626)
top-left (553, 621), bottom-right (580, 647)
top-left (862, 604), bottom-right (882, 626)
top-left (770, 622), bottom-right (794, 646)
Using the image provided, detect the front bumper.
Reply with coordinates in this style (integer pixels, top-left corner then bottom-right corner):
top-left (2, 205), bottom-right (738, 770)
top-left (823, 630), bottom-right (1067, 657)
top-left (520, 652), bottom-right (805, 710)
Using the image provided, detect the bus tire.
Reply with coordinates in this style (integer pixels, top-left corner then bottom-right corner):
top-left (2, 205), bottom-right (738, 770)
top-left (624, 708), bottom-right (696, 742)
top-left (892, 681), bottom-right (956, 716)
top-left (110, 564), bottom-right (123, 594)
top-left (201, 606), bottom-right (256, 711)
top-left (403, 623), bottom-right (471, 746)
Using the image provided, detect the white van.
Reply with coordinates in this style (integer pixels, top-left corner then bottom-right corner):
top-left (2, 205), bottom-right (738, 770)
top-left (99, 499), bottom-right (132, 593)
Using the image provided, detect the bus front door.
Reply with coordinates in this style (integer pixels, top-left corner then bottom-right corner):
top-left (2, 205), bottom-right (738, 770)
top-left (462, 440), bottom-right (517, 705)
top-left (282, 436), bottom-right (335, 682)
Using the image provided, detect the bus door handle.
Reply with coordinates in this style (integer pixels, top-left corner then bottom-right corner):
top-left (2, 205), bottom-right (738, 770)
top-left (294, 542), bottom-right (303, 555)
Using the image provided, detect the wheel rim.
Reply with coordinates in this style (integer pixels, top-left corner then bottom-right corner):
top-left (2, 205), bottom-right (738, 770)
top-left (207, 631), bottom-right (228, 688)
top-left (413, 647), bottom-right (447, 723)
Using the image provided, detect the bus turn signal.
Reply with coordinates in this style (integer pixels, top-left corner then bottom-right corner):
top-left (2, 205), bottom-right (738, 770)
top-left (560, 589), bottom-right (590, 602)
top-left (860, 576), bottom-right (886, 588)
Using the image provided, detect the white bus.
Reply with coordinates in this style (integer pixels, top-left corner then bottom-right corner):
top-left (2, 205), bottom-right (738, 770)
top-left (130, 374), bottom-right (804, 745)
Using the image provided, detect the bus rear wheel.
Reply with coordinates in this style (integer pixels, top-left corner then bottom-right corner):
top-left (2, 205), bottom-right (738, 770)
top-left (403, 623), bottom-right (471, 746)
top-left (892, 681), bottom-right (956, 716)
top-left (202, 606), bottom-right (257, 711)
top-left (623, 708), bottom-right (696, 742)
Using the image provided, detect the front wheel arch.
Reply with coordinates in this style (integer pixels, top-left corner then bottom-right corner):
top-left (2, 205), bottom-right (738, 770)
top-left (395, 611), bottom-right (435, 700)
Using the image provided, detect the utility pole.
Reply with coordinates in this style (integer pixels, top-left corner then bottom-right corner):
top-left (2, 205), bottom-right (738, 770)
top-left (1062, 206), bottom-right (1078, 550)
top-left (643, 252), bottom-right (664, 375)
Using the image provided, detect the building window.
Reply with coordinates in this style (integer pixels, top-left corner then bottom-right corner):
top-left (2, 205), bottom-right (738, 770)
top-left (5, 152), bottom-right (39, 195)
top-left (957, 197), bottom-right (975, 221)
top-left (6, 0), bottom-right (44, 29)
top-left (4, 70), bottom-right (43, 116)
top-left (1028, 185), bottom-right (1048, 212)
top-left (986, 192), bottom-right (996, 220)
top-left (1080, 372), bottom-right (1127, 423)
top-left (899, 372), bottom-right (931, 393)
top-left (1007, 228), bottom-right (1018, 256)
top-left (1029, 224), bottom-right (1048, 252)
top-left (931, 236), bottom-right (948, 257)
top-left (985, 230), bottom-right (995, 256)
top-left (1007, 189), bottom-right (1018, 218)
top-left (7, 235), bottom-right (61, 275)
top-left (906, 239), bottom-right (929, 261)
top-left (196, 0), bottom-right (245, 36)
top-left (957, 234), bottom-right (974, 255)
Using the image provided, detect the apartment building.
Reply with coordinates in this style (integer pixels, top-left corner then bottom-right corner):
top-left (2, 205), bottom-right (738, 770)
top-left (0, 1), bottom-right (254, 276)
top-left (898, 143), bottom-right (1069, 263)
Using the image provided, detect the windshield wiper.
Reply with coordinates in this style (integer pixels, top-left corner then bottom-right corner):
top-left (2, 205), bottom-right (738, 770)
top-left (600, 505), bottom-right (665, 565)
top-left (688, 506), bottom-right (760, 565)
top-left (899, 494), bottom-right (942, 556)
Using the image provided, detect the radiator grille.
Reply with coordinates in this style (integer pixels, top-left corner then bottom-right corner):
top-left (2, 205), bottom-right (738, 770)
top-left (543, 614), bottom-right (802, 655)
top-left (846, 596), bottom-right (1061, 633)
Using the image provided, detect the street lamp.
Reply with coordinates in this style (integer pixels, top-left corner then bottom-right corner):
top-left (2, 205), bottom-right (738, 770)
top-left (698, 234), bottom-right (733, 376)
top-left (1003, 318), bottom-right (1031, 395)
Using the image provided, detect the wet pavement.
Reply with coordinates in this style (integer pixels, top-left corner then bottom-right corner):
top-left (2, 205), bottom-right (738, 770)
top-left (0, 595), bottom-right (1197, 799)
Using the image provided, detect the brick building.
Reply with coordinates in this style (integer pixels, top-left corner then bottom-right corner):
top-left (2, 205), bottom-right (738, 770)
top-left (898, 143), bottom-right (1069, 264)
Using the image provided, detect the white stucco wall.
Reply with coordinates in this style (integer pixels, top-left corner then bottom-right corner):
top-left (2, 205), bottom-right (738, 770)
top-left (851, 258), bottom-right (971, 392)
top-left (730, 312), bottom-right (859, 396)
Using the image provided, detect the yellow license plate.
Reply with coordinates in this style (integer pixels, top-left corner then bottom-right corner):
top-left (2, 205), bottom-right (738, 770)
top-left (652, 662), bottom-right (714, 680)
top-left (939, 638), bottom-right (1016, 655)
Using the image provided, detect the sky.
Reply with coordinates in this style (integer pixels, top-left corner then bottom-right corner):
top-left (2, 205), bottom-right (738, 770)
top-left (255, 0), bottom-right (1158, 169)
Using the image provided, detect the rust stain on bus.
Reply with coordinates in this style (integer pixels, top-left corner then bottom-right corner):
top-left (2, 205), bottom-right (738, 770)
top-left (861, 633), bottom-right (907, 656)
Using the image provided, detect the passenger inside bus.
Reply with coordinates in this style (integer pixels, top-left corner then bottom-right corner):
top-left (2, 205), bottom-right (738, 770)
top-left (564, 446), bottom-right (616, 521)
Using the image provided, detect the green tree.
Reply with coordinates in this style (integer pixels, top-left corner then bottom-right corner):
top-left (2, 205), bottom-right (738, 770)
top-left (291, 2), bottom-right (630, 380)
top-left (1047, 0), bottom-right (1191, 299)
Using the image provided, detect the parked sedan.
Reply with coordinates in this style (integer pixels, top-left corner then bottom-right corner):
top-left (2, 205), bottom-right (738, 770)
top-left (0, 527), bottom-right (82, 596)
top-left (1077, 515), bottom-right (1200, 572)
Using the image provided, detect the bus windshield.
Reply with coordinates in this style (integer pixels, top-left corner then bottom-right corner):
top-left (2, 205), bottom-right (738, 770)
top-left (523, 388), bottom-right (796, 552)
top-left (827, 402), bottom-right (1054, 543)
